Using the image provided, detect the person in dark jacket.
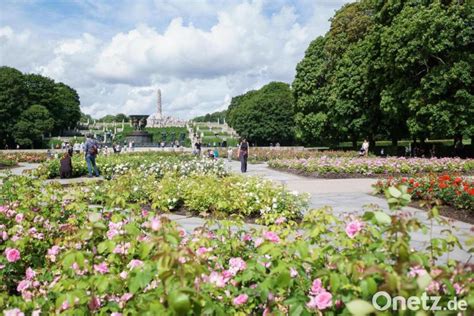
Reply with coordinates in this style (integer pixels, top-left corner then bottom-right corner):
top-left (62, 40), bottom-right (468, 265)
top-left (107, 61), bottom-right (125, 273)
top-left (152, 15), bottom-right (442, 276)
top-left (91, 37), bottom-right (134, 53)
top-left (59, 152), bottom-right (72, 178)
top-left (238, 138), bottom-right (249, 173)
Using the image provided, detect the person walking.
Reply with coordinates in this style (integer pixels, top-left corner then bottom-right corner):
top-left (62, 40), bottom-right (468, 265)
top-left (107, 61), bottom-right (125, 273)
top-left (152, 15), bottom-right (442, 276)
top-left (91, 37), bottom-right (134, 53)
top-left (85, 134), bottom-right (100, 177)
top-left (227, 147), bottom-right (233, 162)
top-left (238, 138), bottom-right (249, 173)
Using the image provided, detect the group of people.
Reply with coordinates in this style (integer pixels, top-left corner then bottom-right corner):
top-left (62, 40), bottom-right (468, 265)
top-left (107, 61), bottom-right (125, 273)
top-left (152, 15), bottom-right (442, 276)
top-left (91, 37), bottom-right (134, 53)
top-left (193, 138), bottom-right (250, 173)
top-left (59, 134), bottom-right (100, 179)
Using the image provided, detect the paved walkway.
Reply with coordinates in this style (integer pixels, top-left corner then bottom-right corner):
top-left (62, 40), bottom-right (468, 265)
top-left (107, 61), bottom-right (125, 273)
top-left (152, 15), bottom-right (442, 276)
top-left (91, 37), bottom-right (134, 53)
top-left (226, 160), bottom-right (473, 263)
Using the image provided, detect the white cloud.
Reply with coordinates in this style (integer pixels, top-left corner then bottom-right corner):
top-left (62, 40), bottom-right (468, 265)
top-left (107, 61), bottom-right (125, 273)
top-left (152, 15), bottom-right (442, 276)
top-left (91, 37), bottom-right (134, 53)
top-left (0, 0), bottom-right (352, 119)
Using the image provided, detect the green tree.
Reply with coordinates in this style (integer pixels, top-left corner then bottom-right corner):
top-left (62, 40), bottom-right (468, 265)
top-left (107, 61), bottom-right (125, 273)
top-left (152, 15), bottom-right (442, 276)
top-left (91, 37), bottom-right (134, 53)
top-left (0, 66), bottom-right (28, 146)
top-left (227, 82), bottom-right (295, 145)
top-left (13, 104), bottom-right (54, 148)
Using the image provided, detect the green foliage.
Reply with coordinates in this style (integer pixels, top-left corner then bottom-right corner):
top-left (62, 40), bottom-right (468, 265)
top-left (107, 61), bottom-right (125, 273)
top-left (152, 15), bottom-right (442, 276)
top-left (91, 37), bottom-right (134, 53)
top-left (226, 82), bottom-right (295, 145)
top-left (193, 110), bottom-right (227, 123)
top-left (0, 66), bottom-right (81, 148)
top-left (293, 0), bottom-right (473, 146)
top-left (12, 105), bottom-right (54, 148)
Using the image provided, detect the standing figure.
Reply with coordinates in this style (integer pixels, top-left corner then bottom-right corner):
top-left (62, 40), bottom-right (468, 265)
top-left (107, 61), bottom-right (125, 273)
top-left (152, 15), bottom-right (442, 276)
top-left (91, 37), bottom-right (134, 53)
top-left (238, 138), bottom-right (249, 173)
top-left (60, 152), bottom-right (73, 179)
top-left (361, 139), bottom-right (369, 157)
top-left (85, 134), bottom-right (100, 177)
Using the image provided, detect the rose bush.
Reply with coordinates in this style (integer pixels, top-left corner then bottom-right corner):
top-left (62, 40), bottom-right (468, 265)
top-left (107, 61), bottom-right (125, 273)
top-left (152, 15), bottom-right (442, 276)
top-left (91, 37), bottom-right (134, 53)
top-left (269, 157), bottom-right (474, 177)
top-left (219, 148), bottom-right (365, 163)
top-left (1, 178), bottom-right (473, 314)
top-left (0, 153), bottom-right (49, 164)
top-left (33, 153), bottom-right (228, 179)
top-left (374, 174), bottom-right (474, 212)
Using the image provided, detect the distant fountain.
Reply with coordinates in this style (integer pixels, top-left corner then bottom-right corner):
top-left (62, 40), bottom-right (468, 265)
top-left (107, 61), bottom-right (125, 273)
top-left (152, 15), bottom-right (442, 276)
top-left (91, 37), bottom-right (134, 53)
top-left (125, 115), bottom-right (153, 145)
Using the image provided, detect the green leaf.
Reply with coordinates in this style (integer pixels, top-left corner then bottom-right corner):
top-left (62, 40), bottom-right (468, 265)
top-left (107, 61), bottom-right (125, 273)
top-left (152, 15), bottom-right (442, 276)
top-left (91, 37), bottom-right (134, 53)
top-left (374, 211), bottom-right (391, 225)
top-left (416, 273), bottom-right (432, 290)
top-left (346, 299), bottom-right (375, 315)
top-left (388, 187), bottom-right (401, 198)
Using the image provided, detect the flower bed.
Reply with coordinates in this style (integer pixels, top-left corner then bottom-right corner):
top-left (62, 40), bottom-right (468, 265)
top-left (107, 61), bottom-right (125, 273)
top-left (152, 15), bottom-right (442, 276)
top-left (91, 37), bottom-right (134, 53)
top-left (33, 153), bottom-right (227, 179)
top-left (1, 179), bottom-right (473, 314)
top-left (0, 157), bottom-right (17, 169)
top-left (268, 157), bottom-right (474, 177)
top-left (0, 153), bottom-right (48, 164)
top-left (219, 148), bottom-right (364, 163)
top-left (374, 175), bottom-right (474, 223)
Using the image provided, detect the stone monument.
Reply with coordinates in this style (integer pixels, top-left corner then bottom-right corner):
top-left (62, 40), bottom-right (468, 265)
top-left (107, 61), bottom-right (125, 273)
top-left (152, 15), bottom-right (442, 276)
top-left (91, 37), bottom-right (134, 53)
top-left (126, 115), bottom-right (153, 145)
top-left (147, 88), bottom-right (186, 127)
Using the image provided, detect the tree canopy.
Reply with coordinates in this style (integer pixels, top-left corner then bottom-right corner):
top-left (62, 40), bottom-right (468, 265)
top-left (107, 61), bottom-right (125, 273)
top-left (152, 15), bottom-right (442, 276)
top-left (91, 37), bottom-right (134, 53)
top-left (0, 66), bottom-right (81, 148)
top-left (293, 0), bottom-right (473, 146)
top-left (226, 82), bottom-right (295, 145)
top-left (192, 110), bottom-right (227, 123)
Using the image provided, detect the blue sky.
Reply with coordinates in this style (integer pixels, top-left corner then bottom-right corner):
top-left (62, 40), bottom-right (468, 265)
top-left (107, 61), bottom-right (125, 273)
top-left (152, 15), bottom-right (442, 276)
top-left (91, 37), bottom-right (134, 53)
top-left (0, 0), bottom-right (351, 118)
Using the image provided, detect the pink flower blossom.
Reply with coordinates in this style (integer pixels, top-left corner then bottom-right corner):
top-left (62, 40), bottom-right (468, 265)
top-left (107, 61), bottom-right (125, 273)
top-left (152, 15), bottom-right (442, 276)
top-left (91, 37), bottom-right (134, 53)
top-left (111, 313), bottom-right (123, 316)
top-left (426, 281), bottom-right (441, 294)
top-left (119, 271), bottom-right (128, 279)
top-left (208, 271), bottom-right (228, 287)
top-left (107, 228), bottom-right (119, 240)
top-left (2, 231), bottom-right (8, 240)
top-left (345, 220), bottom-right (363, 238)
top-left (120, 293), bottom-right (133, 302)
top-left (5, 248), bottom-right (21, 262)
top-left (128, 259), bottom-right (144, 269)
top-left (15, 213), bottom-right (24, 223)
top-left (61, 300), bottom-right (70, 311)
top-left (178, 228), bottom-right (187, 237)
top-left (32, 310), bottom-right (41, 316)
top-left (150, 217), bottom-right (161, 231)
top-left (242, 234), bottom-right (252, 242)
top-left (47, 245), bottom-right (60, 256)
top-left (275, 216), bottom-right (286, 224)
top-left (0, 205), bottom-right (8, 213)
top-left (233, 293), bottom-right (248, 306)
top-left (254, 237), bottom-right (264, 247)
top-left (25, 267), bottom-right (35, 280)
top-left (178, 257), bottom-right (187, 263)
top-left (408, 266), bottom-right (427, 278)
top-left (263, 231), bottom-right (280, 243)
top-left (229, 257), bottom-right (247, 274)
top-left (17, 280), bottom-right (31, 292)
top-left (141, 209), bottom-right (149, 217)
top-left (3, 308), bottom-right (24, 316)
top-left (309, 278), bottom-right (323, 295)
top-left (94, 262), bottom-right (109, 274)
top-left (307, 292), bottom-right (332, 310)
top-left (196, 247), bottom-right (212, 256)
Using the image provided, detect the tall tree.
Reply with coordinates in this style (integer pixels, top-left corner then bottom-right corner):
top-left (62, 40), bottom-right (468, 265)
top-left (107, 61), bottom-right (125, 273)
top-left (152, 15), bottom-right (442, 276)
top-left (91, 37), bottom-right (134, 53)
top-left (0, 67), bottom-right (28, 146)
top-left (227, 82), bottom-right (295, 145)
top-left (13, 105), bottom-right (54, 148)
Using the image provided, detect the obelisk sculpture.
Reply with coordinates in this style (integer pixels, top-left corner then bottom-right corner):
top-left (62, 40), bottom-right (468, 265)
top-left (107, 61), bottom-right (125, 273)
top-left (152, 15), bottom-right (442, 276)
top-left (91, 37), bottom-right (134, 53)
top-left (157, 89), bottom-right (162, 119)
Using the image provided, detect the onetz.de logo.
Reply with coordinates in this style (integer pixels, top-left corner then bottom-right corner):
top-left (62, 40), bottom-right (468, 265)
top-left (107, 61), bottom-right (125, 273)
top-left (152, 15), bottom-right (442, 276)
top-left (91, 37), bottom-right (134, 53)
top-left (372, 291), bottom-right (468, 311)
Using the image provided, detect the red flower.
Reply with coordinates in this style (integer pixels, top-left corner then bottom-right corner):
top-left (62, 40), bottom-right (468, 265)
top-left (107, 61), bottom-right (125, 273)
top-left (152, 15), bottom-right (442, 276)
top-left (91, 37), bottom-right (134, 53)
top-left (454, 177), bottom-right (462, 184)
top-left (439, 182), bottom-right (448, 189)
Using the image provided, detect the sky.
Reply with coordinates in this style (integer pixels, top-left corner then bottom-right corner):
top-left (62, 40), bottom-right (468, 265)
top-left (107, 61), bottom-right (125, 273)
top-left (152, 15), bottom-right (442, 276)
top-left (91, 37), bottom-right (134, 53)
top-left (0, 0), bottom-right (352, 119)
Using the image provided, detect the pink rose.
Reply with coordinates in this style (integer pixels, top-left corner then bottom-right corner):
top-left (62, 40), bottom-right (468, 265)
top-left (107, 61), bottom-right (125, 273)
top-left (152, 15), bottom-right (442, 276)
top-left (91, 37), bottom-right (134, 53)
top-left (233, 293), bottom-right (248, 306)
top-left (120, 293), bottom-right (133, 302)
top-left (47, 245), bottom-right (60, 256)
top-left (119, 271), bottom-right (128, 279)
top-left (94, 262), bottom-right (109, 274)
top-left (263, 231), bottom-right (280, 243)
top-left (5, 248), bottom-right (21, 262)
top-left (17, 280), bottom-right (31, 292)
top-left (196, 247), bottom-right (212, 256)
top-left (229, 257), bottom-right (247, 274)
top-left (15, 213), bottom-right (24, 223)
top-left (408, 265), bottom-right (427, 278)
top-left (3, 308), bottom-right (24, 316)
top-left (150, 217), bottom-right (161, 231)
top-left (275, 216), bottom-right (286, 224)
top-left (345, 220), bottom-right (363, 238)
top-left (25, 267), bottom-right (36, 280)
top-left (242, 234), bottom-right (252, 242)
top-left (128, 259), bottom-right (144, 269)
top-left (309, 278), bottom-right (323, 295)
top-left (208, 271), bottom-right (228, 287)
top-left (307, 291), bottom-right (332, 310)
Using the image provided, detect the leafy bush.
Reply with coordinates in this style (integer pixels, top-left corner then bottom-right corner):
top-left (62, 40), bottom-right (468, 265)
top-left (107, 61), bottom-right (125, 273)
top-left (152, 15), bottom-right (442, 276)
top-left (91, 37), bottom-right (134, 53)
top-left (374, 175), bottom-right (474, 211)
top-left (269, 157), bottom-right (474, 176)
top-left (1, 177), bottom-right (473, 314)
